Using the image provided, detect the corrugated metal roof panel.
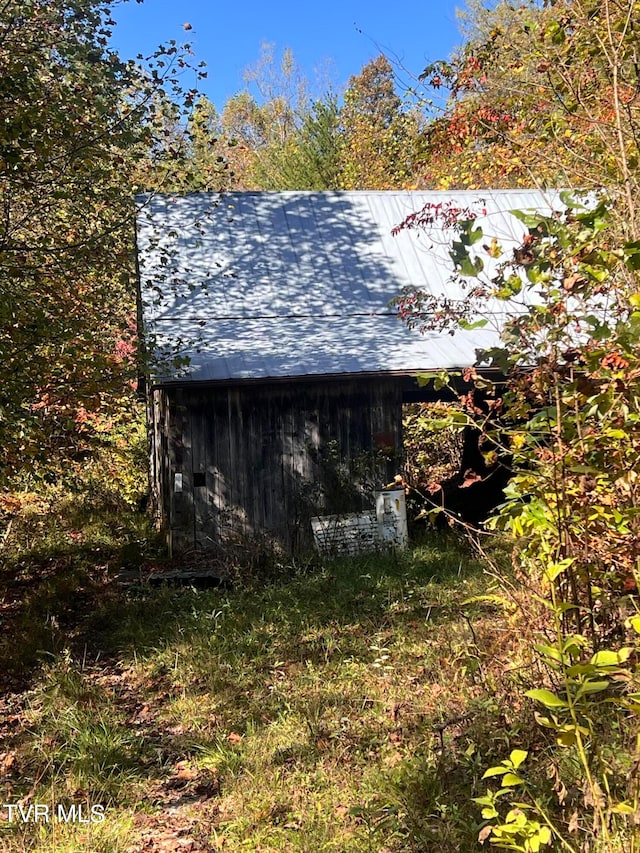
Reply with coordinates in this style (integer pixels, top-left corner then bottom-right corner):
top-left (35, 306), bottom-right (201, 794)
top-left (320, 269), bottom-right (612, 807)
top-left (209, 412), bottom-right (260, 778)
top-left (137, 190), bottom-right (564, 384)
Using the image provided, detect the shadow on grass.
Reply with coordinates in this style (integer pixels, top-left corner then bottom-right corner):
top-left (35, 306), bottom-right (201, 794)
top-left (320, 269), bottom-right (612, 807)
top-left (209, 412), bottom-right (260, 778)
top-left (86, 534), bottom-right (483, 658)
top-left (0, 535), bottom-right (150, 687)
top-left (0, 531), bottom-right (487, 685)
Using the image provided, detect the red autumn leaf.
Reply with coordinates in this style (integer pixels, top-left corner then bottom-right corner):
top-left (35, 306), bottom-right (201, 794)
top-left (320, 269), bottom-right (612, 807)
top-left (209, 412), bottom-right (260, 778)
top-left (461, 469), bottom-right (482, 488)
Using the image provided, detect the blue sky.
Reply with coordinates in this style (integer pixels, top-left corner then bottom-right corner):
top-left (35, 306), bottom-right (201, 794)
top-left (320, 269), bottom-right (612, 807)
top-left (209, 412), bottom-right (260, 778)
top-left (109, 0), bottom-right (466, 108)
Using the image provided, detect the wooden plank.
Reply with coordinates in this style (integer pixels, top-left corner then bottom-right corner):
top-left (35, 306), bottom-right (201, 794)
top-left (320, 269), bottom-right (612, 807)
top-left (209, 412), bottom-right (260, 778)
top-left (160, 390), bottom-right (172, 535)
top-left (148, 389), bottom-right (163, 526)
top-left (240, 389), bottom-right (258, 535)
top-left (289, 391), bottom-right (315, 550)
top-left (228, 389), bottom-right (247, 538)
top-left (170, 389), bottom-right (195, 552)
top-left (191, 396), bottom-right (212, 549)
top-left (263, 389), bottom-right (282, 544)
top-left (202, 393), bottom-right (219, 544)
top-left (280, 390), bottom-right (297, 549)
top-left (244, 387), bottom-right (263, 534)
top-left (210, 389), bottom-right (232, 541)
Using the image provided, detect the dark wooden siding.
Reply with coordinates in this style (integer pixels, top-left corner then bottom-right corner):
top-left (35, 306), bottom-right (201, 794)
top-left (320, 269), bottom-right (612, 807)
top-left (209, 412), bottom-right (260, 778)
top-left (150, 377), bottom-right (403, 553)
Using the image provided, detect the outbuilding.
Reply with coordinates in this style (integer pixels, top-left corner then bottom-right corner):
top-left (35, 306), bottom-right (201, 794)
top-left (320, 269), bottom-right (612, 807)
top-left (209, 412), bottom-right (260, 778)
top-left (136, 190), bottom-right (559, 553)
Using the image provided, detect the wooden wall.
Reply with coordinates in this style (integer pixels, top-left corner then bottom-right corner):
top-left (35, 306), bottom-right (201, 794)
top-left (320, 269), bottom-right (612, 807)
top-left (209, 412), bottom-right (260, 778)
top-left (148, 377), bottom-right (404, 553)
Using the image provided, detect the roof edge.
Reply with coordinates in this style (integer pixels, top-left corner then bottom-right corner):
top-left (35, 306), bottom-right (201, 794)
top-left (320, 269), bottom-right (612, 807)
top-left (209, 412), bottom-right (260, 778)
top-left (148, 367), bottom-right (507, 392)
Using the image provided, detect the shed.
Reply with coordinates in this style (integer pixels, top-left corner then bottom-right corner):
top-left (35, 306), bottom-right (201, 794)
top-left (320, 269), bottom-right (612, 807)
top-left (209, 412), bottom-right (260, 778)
top-left (136, 190), bottom-right (561, 553)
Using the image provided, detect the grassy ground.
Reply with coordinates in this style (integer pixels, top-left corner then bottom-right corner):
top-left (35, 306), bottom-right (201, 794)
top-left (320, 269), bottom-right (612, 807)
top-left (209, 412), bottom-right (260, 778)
top-left (0, 524), bottom-right (539, 853)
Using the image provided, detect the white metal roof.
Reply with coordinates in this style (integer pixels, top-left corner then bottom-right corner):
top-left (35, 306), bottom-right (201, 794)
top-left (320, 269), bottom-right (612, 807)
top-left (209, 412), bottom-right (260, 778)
top-left (136, 190), bottom-right (563, 385)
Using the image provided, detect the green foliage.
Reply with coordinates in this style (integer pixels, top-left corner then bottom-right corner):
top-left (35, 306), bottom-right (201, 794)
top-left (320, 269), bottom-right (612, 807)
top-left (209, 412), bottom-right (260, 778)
top-left (397, 182), bottom-right (640, 848)
top-left (474, 751), bottom-right (557, 853)
top-left (254, 95), bottom-right (342, 190)
top-left (404, 5), bottom-right (640, 813)
top-left (339, 55), bottom-right (424, 190)
top-left (196, 50), bottom-right (421, 192)
top-left (0, 0), bottom-right (202, 487)
top-left (418, 0), bottom-right (640, 205)
top-left (205, 43), bottom-right (330, 190)
top-left (173, 48), bottom-right (431, 193)
top-left (476, 617), bottom-right (640, 850)
top-left (402, 402), bottom-right (464, 493)
top-left (178, 95), bottom-right (232, 191)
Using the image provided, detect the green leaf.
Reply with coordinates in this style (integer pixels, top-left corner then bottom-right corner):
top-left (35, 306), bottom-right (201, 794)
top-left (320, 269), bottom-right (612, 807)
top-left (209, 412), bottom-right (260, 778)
top-left (603, 429), bottom-right (628, 439)
top-left (506, 274), bottom-right (523, 295)
top-left (575, 680), bottom-right (610, 698)
top-left (526, 266), bottom-right (546, 284)
top-left (505, 808), bottom-right (528, 826)
top-left (544, 558), bottom-right (574, 582)
top-left (483, 765), bottom-right (509, 779)
top-left (534, 644), bottom-right (564, 664)
top-left (559, 190), bottom-right (583, 208)
top-left (459, 255), bottom-right (485, 276)
top-left (509, 749), bottom-right (528, 769)
top-left (473, 794), bottom-right (495, 807)
top-left (501, 773), bottom-right (523, 787)
top-left (458, 220), bottom-right (483, 245)
top-left (538, 826), bottom-right (552, 845)
top-left (469, 226), bottom-right (483, 244)
top-left (626, 615), bottom-right (640, 634)
top-left (582, 264), bottom-right (609, 283)
top-left (511, 209), bottom-right (547, 229)
top-left (590, 648), bottom-right (632, 668)
top-left (611, 801), bottom-right (636, 815)
top-left (525, 689), bottom-right (568, 709)
top-left (557, 731), bottom-right (577, 747)
top-left (481, 806), bottom-right (499, 819)
top-left (625, 242), bottom-right (640, 271)
top-left (416, 371), bottom-right (454, 389)
top-left (459, 318), bottom-right (488, 330)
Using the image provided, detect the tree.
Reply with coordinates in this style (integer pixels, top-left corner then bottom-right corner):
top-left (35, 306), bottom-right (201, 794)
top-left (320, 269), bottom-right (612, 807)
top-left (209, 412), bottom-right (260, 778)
top-left (0, 0), bottom-right (201, 480)
top-left (418, 0), bottom-right (640, 211)
top-left (339, 55), bottom-right (424, 190)
top-left (180, 95), bottom-right (233, 191)
top-left (417, 1), bottom-right (559, 188)
top-left (214, 44), bottom-right (317, 189)
top-left (179, 51), bottom-right (423, 193)
top-left (254, 95), bottom-right (342, 190)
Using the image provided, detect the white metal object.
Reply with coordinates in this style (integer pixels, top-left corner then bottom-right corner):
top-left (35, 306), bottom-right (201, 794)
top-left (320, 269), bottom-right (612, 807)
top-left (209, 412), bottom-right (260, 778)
top-left (311, 487), bottom-right (408, 557)
top-left (376, 488), bottom-right (408, 550)
top-left (310, 511), bottom-right (378, 557)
